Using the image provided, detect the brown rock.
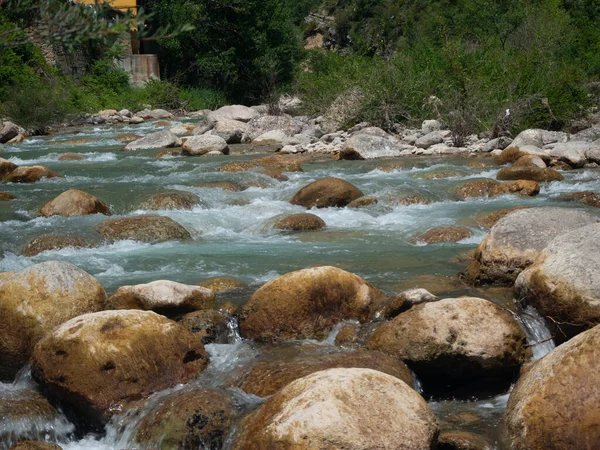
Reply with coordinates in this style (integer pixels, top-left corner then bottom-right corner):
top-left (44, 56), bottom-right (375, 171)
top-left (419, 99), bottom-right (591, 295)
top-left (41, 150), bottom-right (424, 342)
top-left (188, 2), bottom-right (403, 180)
top-left (153, 120), bottom-right (172, 127)
top-left (0, 192), bottom-right (16, 201)
top-left (238, 266), bottom-right (387, 342)
top-left (275, 213), bottom-right (326, 231)
top-left (195, 181), bottom-right (243, 192)
top-left (57, 153), bottom-right (86, 161)
top-left (256, 154), bottom-right (306, 172)
top-left (9, 443), bottom-right (62, 450)
top-left (219, 162), bottom-right (258, 173)
top-left (230, 350), bottom-right (414, 397)
top-left (136, 191), bottom-right (201, 211)
top-left (562, 191), bottom-right (600, 207)
top-left (388, 194), bottom-right (432, 206)
top-left (504, 324), bottom-right (600, 450)
top-left (258, 167), bottom-right (288, 181)
top-left (232, 368), bottom-right (438, 450)
top-left (456, 179), bottom-right (500, 199)
top-left (290, 177), bottom-right (363, 208)
top-left (153, 149), bottom-right (181, 158)
top-left (21, 235), bottom-right (91, 257)
top-left (178, 310), bottom-right (229, 344)
top-left (496, 166), bottom-right (563, 182)
top-left (335, 323), bottom-right (360, 347)
top-left (393, 275), bottom-right (466, 296)
top-left (0, 261), bottom-right (107, 381)
top-left (513, 154), bottom-right (547, 168)
top-left (114, 134), bottom-right (142, 142)
top-left (31, 310), bottom-right (208, 427)
top-left (348, 196), bottom-right (378, 208)
top-left (96, 215), bottom-right (191, 243)
top-left (368, 297), bottom-right (531, 378)
top-left (420, 170), bottom-right (462, 180)
top-left (495, 147), bottom-right (525, 164)
top-left (198, 277), bottom-right (248, 293)
top-left (3, 166), bottom-right (61, 183)
top-left (436, 430), bottom-right (493, 450)
top-left (40, 189), bottom-right (110, 217)
top-left (489, 180), bottom-right (540, 197)
top-left (416, 226), bottom-right (473, 244)
top-left (48, 138), bottom-right (97, 146)
top-left (475, 206), bottom-right (530, 228)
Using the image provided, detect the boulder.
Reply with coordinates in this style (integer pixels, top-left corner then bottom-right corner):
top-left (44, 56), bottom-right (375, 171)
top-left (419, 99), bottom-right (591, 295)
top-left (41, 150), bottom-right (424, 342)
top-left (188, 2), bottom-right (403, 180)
top-left (475, 206), bottom-right (530, 229)
top-left (436, 430), bottom-right (493, 450)
top-left (209, 119), bottom-right (249, 144)
top-left (198, 277), bottom-right (248, 293)
top-left (368, 297), bottom-right (531, 379)
top-left (0, 192), bottom-right (16, 201)
top-left (31, 310), bottom-right (208, 427)
top-left (455, 179), bottom-right (500, 199)
top-left (0, 157), bottom-right (18, 178)
top-left (130, 387), bottom-right (236, 450)
top-left (96, 215), bottom-right (191, 243)
top-left (178, 310), bottom-right (229, 344)
top-left (252, 129), bottom-right (288, 144)
top-left (561, 191), bottom-right (600, 207)
top-left (547, 141), bottom-right (599, 168)
top-left (247, 115), bottom-right (304, 140)
top-left (422, 119), bottom-right (442, 134)
top-left (340, 133), bottom-right (403, 159)
top-left (510, 129), bottom-right (567, 149)
top-left (290, 177), bottom-right (363, 208)
top-left (348, 196), bottom-right (378, 208)
top-left (124, 131), bottom-right (181, 151)
top-left (230, 350), bottom-right (414, 397)
top-left (207, 105), bottom-right (259, 123)
top-left (275, 213), bottom-right (326, 231)
top-left (0, 261), bottom-right (107, 381)
top-left (496, 166), bottom-right (563, 182)
top-left (384, 289), bottom-right (439, 318)
top-left (9, 442), bottom-right (62, 450)
top-left (21, 235), bottom-right (91, 257)
top-left (57, 153), bottom-right (86, 161)
top-left (416, 226), bottom-right (473, 244)
top-left (136, 191), bottom-right (201, 210)
top-left (256, 154), bottom-right (306, 172)
top-left (181, 134), bottom-right (228, 156)
top-left (133, 109), bottom-right (174, 120)
top-left (504, 324), bottom-right (600, 450)
top-left (516, 223), bottom-right (600, 336)
top-left (573, 125), bottom-right (600, 142)
top-left (415, 130), bottom-right (450, 149)
top-left (0, 121), bottom-right (19, 144)
top-left (388, 193), bottom-right (431, 206)
top-left (489, 180), bottom-right (540, 197)
top-left (39, 189), bottom-right (110, 217)
top-left (513, 155), bottom-right (547, 168)
top-left (232, 368), bottom-right (438, 450)
top-left (109, 280), bottom-right (215, 315)
top-left (465, 208), bottom-right (596, 285)
top-left (3, 166), bottom-right (61, 183)
top-left (238, 266), bottom-right (387, 342)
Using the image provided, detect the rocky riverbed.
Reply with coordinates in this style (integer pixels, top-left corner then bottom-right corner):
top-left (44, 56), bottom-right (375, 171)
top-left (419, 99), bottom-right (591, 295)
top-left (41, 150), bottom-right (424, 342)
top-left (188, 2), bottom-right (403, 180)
top-left (1, 106), bottom-right (600, 449)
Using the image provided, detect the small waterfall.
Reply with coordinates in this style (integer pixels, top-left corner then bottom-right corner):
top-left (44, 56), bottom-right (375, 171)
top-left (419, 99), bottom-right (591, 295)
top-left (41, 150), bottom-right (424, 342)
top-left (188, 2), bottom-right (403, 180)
top-left (226, 315), bottom-right (243, 343)
top-left (519, 305), bottom-right (556, 361)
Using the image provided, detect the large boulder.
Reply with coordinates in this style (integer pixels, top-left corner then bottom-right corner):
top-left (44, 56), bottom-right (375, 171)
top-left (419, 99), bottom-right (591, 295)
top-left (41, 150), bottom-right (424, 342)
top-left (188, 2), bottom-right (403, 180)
top-left (547, 140), bottom-right (600, 168)
top-left (247, 114), bottom-right (304, 139)
top-left (0, 157), bottom-right (18, 178)
top-left (238, 266), bottom-right (387, 342)
top-left (198, 276), bottom-right (248, 293)
top-left (134, 108), bottom-right (174, 120)
top-left (39, 189), bottom-right (110, 217)
top-left (178, 309), bottom-right (229, 344)
top-left (96, 215), bottom-right (191, 243)
top-left (232, 368), bottom-right (438, 450)
top-left (209, 119), bottom-right (249, 144)
top-left (136, 191), bottom-right (202, 210)
top-left (340, 133), bottom-right (403, 159)
top-left (31, 310), bottom-right (209, 427)
top-left (509, 129), bottom-right (567, 149)
top-left (503, 324), bottom-right (600, 450)
top-left (0, 121), bottom-right (20, 144)
top-left (3, 166), bottom-right (61, 183)
top-left (368, 297), bottom-right (531, 379)
top-left (465, 208), bottom-right (596, 285)
top-left (181, 134), bottom-right (228, 156)
top-left (513, 154), bottom-right (547, 168)
top-left (229, 349), bottom-right (414, 397)
top-left (130, 387), bottom-right (236, 450)
top-left (455, 179), bottom-right (500, 199)
top-left (21, 235), bottom-right (91, 257)
top-left (290, 177), bottom-right (363, 208)
top-left (124, 131), bottom-right (181, 151)
top-left (9, 442), bottom-right (62, 450)
top-left (416, 226), bottom-right (473, 244)
top-left (488, 180), bottom-right (540, 197)
top-left (496, 166), bottom-right (563, 182)
top-left (0, 261), bottom-right (107, 381)
top-left (109, 280), bottom-right (215, 316)
top-left (207, 105), bottom-right (259, 123)
top-left (274, 213), bottom-right (326, 231)
top-left (516, 223), bottom-right (600, 337)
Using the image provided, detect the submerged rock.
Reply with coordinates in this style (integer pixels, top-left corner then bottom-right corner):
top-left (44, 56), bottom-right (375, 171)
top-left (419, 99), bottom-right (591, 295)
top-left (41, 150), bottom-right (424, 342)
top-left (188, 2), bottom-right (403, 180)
top-left (561, 191), bottom-right (600, 207)
top-left (416, 226), bottom-right (473, 244)
top-left (238, 266), bottom-right (386, 342)
top-left (198, 277), bottom-right (248, 293)
top-left (0, 157), bottom-right (18, 178)
top-left (0, 261), bottom-right (107, 381)
top-left (290, 177), bottom-right (363, 208)
top-left (368, 297), bottom-right (531, 379)
top-left (136, 191), bottom-right (202, 211)
top-left (232, 368), bottom-right (438, 450)
top-left (496, 166), bottom-right (563, 182)
top-left (21, 235), bottom-right (91, 257)
top-left (109, 280), bottom-right (215, 316)
top-left (9, 443), bottom-right (62, 450)
top-left (488, 180), bottom-right (540, 197)
top-left (124, 131), bottom-right (181, 151)
top-left (39, 189), bottom-right (110, 217)
top-left (3, 166), bottom-right (61, 183)
top-left (31, 310), bottom-right (209, 427)
top-left (178, 309), bottom-right (229, 344)
top-left (96, 215), bottom-right (191, 243)
top-left (0, 192), bottom-right (16, 201)
top-left (347, 196), bottom-right (378, 208)
top-left (455, 179), bottom-right (500, 199)
top-left (436, 430), bottom-right (494, 450)
top-left (57, 153), bottom-right (86, 161)
top-left (504, 324), bottom-right (600, 450)
top-left (465, 207), bottom-right (595, 285)
top-left (274, 213), bottom-right (326, 231)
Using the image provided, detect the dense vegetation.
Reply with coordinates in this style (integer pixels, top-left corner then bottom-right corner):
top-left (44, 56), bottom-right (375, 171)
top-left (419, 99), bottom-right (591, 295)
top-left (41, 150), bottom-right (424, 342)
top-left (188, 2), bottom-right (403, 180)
top-left (0, 0), bottom-right (599, 134)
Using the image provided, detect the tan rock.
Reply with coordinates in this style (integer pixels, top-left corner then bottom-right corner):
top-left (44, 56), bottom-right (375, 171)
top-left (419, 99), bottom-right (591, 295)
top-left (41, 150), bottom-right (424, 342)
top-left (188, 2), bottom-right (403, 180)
top-left (0, 192), bottom-right (16, 201)
top-left (178, 310), bottom-right (229, 344)
top-left (348, 196), bottom-right (378, 208)
top-left (290, 177), bottom-right (363, 208)
top-left (455, 179), bottom-right (500, 199)
top-left (218, 161), bottom-right (258, 173)
top-left (475, 206), bottom-right (530, 229)
top-left (136, 191), bottom-right (201, 211)
top-left (114, 134), bottom-right (142, 142)
top-left (9, 442), bottom-right (62, 450)
top-left (198, 277), bottom-right (248, 293)
top-left (416, 226), bottom-right (473, 244)
top-left (3, 166), bottom-right (61, 183)
top-left (96, 215), bottom-right (191, 243)
top-left (437, 430), bottom-right (493, 450)
top-left (21, 235), bottom-right (91, 257)
top-left (496, 166), bottom-right (563, 182)
top-left (513, 154), bottom-right (547, 168)
top-left (40, 189), bottom-right (110, 217)
top-left (561, 191), bottom-right (600, 207)
top-left (335, 323), bottom-right (360, 347)
top-left (388, 194), bottom-right (432, 206)
top-left (57, 153), bottom-right (86, 161)
top-left (489, 180), bottom-right (540, 197)
top-left (275, 213), bottom-right (326, 231)
top-left (195, 181), bottom-right (243, 191)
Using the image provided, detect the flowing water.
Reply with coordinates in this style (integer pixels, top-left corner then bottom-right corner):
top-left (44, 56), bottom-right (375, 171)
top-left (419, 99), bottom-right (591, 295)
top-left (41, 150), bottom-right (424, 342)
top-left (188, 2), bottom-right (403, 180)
top-left (1, 118), bottom-right (598, 449)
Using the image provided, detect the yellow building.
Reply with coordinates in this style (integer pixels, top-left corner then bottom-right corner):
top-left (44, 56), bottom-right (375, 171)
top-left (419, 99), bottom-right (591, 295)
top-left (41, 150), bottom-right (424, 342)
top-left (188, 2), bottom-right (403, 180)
top-left (74, 0), bottom-right (139, 15)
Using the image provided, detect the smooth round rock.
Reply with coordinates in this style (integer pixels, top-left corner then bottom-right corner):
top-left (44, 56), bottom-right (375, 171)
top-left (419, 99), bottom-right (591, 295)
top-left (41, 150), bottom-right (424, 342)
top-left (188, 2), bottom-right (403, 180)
top-left (178, 310), bottom-right (229, 344)
top-left (274, 213), bottom-right (326, 231)
top-left (198, 277), bottom-right (248, 293)
top-left (4, 166), bottom-right (61, 183)
top-left (21, 235), bottom-right (91, 257)
top-left (455, 179), bottom-right (500, 199)
top-left (96, 215), bottom-right (191, 243)
top-left (40, 189), bottom-right (110, 217)
top-left (496, 166), bottom-right (563, 182)
top-left (416, 226), bottom-right (472, 244)
top-left (290, 177), bottom-right (363, 208)
top-left (136, 191), bottom-right (201, 211)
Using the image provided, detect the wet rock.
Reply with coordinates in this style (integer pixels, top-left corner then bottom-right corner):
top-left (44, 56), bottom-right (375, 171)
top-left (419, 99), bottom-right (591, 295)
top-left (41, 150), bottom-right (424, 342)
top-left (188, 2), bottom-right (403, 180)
top-left (495, 147), bottom-right (525, 164)
top-left (40, 189), bottom-right (110, 217)
top-left (465, 207), bottom-right (596, 285)
top-left (21, 235), bottom-right (91, 257)
top-left (153, 149), bottom-right (181, 158)
top-left (3, 166), bottom-right (61, 183)
top-left (31, 310), bottom-right (208, 427)
top-left (258, 167), bottom-right (288, 181)
top-left (0, 157), bottom-right (18, 178)
top-left (516, 223), bottom-right (600, 337)
top-left (290, 177), bottom-right (363, 208)
top-left (232, 368), bottom-right (438, 450)
top-left (496, 166), bottom-right (563, 182)
top-left (504, 324), bottom-right (600, 450)
top-left (256, 154), bottom-right (306, 172)
top-left (0, 192), bottom-right (16, 201)
top-left (416, 226), bottom-right (473, 244)
top-left (275, 213), bottom-right (326, 231)
top-left (455, 179), bottom-right (500, 199)
top-left (195, 181), bottom-right (243, 192)
top-left (238, 266), bottom-right (386, 342)
top-left (561, 191), bottom-right (600, 207)
top-left (384, 289), bottom-right (439, 318)
top-left (109, 280), bottom-right (215, 316)
top-left (0, 121), bottom-right (20, 144)
top-left (96, 215), bottom-right (191, 243)
top-left (388, 193), bottom-right (431, 205)
top-left (207, 105), bottom-right (259, 123)
top-left (436, 430), bottom-right (493, 450)
top-left (209, 119), bottom-right (249, 144)
top-left (335, 323), bottom-right (360, 347)
top-left (136, 191), bottom-right (202, 210)
top-left (230, 350), bottom-right (414, 397)
top-left (198, 277), bottom-right (248, 293)
top-left (0, 261), bottom-right (107, 381)
top-left (48, 138), bottom-right (98, 147)
top-left (513, 154), bottom-right (547, 168)
top-left (218, 161), bottom-right (258, 173)
top-left (124, 131), bottom-right (181, 151)
top-left (169, 125), bottom-right (195, 135)
top-left (348, 196), bottom-right (378, 208)
top-left (9, 442), bottom-right (63, 450)
top-left (178, 310), bottom-right (229, 344)
top-left (420, 170), bottom-right (462, 180)
top-left (114, 134), bottom-right (142, 142)
top-left (475, 206), bottom-right (530, 229)
top-left (368, 297), bottom-right (531, 379)
top-left (131, 387), bottom-right (236, 450)
top-left (489, 180), bottom-right (540, 197)
top-left (57, 153), bottom-right (86, 162)
top-left (340, 133), bottom-right (403, 159)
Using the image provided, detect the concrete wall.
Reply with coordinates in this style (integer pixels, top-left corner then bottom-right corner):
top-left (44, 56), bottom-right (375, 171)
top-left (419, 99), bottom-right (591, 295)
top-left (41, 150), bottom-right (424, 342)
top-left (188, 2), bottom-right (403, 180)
top-left (118, 54), bottom-right (160, 86)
